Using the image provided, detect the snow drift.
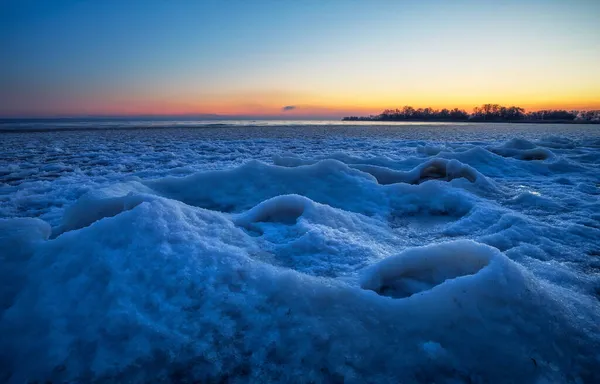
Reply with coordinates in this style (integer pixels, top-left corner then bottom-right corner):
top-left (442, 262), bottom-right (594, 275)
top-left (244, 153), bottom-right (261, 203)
top-left (1, 130), bottom-right (600, 383)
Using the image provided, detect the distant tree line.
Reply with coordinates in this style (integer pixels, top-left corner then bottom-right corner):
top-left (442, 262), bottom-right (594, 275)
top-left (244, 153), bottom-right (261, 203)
top-left (343, 104), bottom-right (600, 123)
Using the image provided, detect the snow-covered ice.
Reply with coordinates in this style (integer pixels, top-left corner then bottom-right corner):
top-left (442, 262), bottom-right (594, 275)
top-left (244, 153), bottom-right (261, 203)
top-left (1, 122), bottom-right (599, 383)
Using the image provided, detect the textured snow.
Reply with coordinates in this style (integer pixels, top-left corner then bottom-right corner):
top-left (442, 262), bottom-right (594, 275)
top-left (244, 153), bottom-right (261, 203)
top-left (1, 123), bottom-right (600, 383)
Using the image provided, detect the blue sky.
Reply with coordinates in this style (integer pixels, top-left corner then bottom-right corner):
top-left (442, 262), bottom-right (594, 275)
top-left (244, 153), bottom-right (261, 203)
top-left (1, 0), bottom-right (599, 117)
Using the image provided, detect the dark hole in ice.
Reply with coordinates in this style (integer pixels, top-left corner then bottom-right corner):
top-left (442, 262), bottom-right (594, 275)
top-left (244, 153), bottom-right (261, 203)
top-left (416, 162), bottom-right (476, 184)
top-left (520, 152), bottom-right (549, 161)
top-left (256, 211), bottom-right (300, 225)
top-left (417, 165), bottom-right (447, 183)
top-left (364, 253), bottom-right (488, 299)
top-left (249, 202), bottom-right (305, 226)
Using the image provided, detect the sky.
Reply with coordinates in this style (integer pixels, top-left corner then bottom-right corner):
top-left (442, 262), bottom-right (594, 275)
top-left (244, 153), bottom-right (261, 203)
top-left (1, 0), bottom-right (599, 118)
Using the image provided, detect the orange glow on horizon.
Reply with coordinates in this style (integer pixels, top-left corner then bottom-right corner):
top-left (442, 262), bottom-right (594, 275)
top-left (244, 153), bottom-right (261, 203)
top-left (4, 87), bottom-right (599, 117)
top-left (12, 99), bottom-right (599, 118)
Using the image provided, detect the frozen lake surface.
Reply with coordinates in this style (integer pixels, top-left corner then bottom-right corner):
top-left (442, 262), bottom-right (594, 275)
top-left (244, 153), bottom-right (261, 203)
top-left (1, 121), bottom-right (600, 383)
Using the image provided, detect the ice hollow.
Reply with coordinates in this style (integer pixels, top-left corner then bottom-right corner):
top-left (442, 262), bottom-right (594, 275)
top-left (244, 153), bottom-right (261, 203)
top-left (361, 240), bottom-right (495, 298)
top-left (275, 155), bottom-right (490, 188)
top-left (352, 159), bottom-right (489, 189)
top-left (56, 193), bottom-right (151, 236)
top-left (417, 159), bottom-right (478, 183)
top-left (234, 194), bottom-right (310, 228)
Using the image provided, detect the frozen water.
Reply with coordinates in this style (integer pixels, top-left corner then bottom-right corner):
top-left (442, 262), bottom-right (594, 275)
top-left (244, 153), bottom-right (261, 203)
top-left (1, 122), bottom-right (600, 383)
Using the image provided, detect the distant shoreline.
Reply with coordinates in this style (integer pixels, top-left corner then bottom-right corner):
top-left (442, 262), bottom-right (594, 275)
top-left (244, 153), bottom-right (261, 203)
top-left (342, 104), bottom-right (600, 124)
top-left (341, 118), bottom-right (600, 124)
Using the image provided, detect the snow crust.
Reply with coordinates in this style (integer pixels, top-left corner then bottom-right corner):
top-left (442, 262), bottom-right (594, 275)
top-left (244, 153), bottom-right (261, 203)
top-left (1, 126), bottom-right (600, 383)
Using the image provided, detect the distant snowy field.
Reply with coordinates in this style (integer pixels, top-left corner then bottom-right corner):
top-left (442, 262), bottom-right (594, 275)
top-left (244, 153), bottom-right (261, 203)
top-left (1, 122), bottom-right (599, 383)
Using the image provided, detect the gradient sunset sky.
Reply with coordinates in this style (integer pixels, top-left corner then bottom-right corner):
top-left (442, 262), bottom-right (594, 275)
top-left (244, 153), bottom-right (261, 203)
top-left (1, 0), bottom-right (599, 118)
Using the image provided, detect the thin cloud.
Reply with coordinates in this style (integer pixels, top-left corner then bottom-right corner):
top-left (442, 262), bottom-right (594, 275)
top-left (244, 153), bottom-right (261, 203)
top-left (282, 105), bottom-right (296, 112)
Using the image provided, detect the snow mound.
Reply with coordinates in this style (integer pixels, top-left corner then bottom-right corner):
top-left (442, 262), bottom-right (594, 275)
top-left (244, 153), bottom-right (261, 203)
top-left (58, 193), bottom-right (150, 235)
top-left (353, 158), bottom-right (486, 185)
top-left (0, 217), bottom-right (51, 245)
top-left (145, 160), bottom-right (386, 217)
top-left (233, 194), bottom-right (400, 277)
top-left (0, 218), bottom-right (52, 310)
top-left (437, 145), bottom-right (585, 178)
top-left (2, 129), bottom-right (600, 383)
top-left (489, 139), bottom-right (555, 161)
top-left (3, 205), bottom-right (598, 383)
top-left (234, 194), bottom-right (310, 228)
top-left (276, 155), bottom-right (494, 190)
top-left (387, 180), bottom-right (478, 218)
top-left (417, 158), bottom-right (484, 185)
top-left (55, 182), bottom-right (154, 236)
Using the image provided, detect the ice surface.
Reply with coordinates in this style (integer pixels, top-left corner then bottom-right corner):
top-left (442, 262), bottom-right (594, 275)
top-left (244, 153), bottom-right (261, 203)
top-left (1, 123), bottom-right (600, 383)
top-left (489, 138), bottom-right (555, 161)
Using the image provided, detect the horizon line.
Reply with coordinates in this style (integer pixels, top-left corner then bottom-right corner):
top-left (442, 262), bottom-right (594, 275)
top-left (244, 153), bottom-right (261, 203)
top-left (2, 104), bottom-right (600, 121)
